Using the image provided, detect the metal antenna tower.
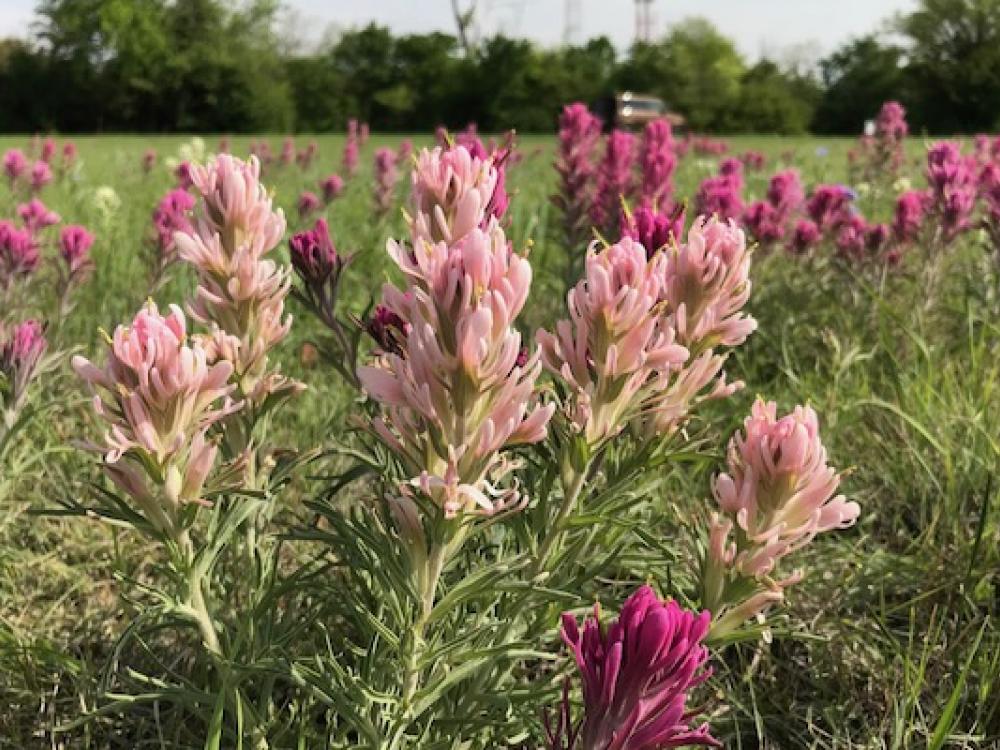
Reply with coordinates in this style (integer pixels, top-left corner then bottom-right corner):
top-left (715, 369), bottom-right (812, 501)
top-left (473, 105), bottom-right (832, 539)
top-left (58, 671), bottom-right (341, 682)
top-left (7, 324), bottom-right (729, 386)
top-left (634, 0), bottom-right (654, 42)
top-left (564, 0), bottom-right (582, 45)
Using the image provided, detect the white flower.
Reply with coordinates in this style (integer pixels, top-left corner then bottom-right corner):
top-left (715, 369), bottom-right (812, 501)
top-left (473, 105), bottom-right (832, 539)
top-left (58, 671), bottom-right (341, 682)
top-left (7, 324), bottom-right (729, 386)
top-left (93, 186), bottom-right (121, 217)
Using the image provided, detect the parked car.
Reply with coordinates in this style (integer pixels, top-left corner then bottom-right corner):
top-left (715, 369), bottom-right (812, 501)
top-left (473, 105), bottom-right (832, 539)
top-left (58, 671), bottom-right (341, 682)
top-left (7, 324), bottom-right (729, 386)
top-left (593, 91), bottom-right (686, 132)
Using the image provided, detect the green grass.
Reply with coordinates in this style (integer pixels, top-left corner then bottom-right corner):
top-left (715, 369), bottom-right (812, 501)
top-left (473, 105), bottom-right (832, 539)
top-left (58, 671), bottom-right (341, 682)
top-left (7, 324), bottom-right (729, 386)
top-left (0, 132), bottom-right (998, 748)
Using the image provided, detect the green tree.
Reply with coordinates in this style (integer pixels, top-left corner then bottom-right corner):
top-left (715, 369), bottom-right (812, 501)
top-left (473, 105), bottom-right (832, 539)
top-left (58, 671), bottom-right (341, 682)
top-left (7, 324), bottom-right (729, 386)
top-left (735, 60), bottom-right (819, 134)
top-left (813, 36), bottom-right (906, 135)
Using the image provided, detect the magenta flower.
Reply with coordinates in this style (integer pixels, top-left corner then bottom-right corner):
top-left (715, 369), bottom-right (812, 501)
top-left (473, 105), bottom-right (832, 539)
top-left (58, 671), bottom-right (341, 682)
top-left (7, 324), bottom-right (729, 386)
top-left (876, 100), bottom-right (908, 142)
top-left (17, 198), bottom-right (60, 235)
top-left (359, 122), bottom-right (370, 145)
top-left (718, 157), bottom-right (744, 189)
top-left (175, 161), bottom-right (194, 190)
top-left (740, 150), bottom-right (766, 171)
top-left (30, 161), bottom-right (53, 193)
top-left (621, 202), bottom-right (685, 257)
top-left (342, 129), bottom-right (359, 177)
top-left (40, 138), bottom-right (56, 164)
top-left (834, 212), bottom-right (868, 261)
top-left (925, 142), bottom-right (976, 241)
top-left (704, 400), bottom-right (860, 634)
top-left (72, 303), bottom-right (239, 533)
top-left (806, 185), bottom-right (852, 232)
top-left (765, 169), bottom-right (804, 221)
top-left (3, 149), bottom-right (28, 186)
top-left (298, 190), bottom-right (321, 219)
top-left (743, 201), bottom-right (784, 245)
top-left (592, 130), bottom-right (636, 231)
top-left (61, 142), bottom-right (77, 174)
top-left (1, 319), bottom-right (47, 423)
top-left (374, 147), bottom-right (399, 215)
top-left (296, 140), bottom-right (318, 170)
top-left (892, 190), bottom-right (927, 245)
top-left (288, 217), bottom-right (352, 336)
top-left (558, 585), bottom-right (719, 750)
top-left (553, 103), bottom-right (602, 248)
top-left (0, 221), bottom-right (39, 285)
top-left (152, 188), bottom-right (195, 266)
top-left (319, 174), bottom-right (345, 204)
top-left (638, 119), bottom-right (677, 209)
top-left (788, 219), bottom-right (821, 254)
top-left (694, 174), bottom-right (743, 221)
top-left (142, 149), bottom-right (157, 174)
top-left (59, 225), bottom-right (95, 273)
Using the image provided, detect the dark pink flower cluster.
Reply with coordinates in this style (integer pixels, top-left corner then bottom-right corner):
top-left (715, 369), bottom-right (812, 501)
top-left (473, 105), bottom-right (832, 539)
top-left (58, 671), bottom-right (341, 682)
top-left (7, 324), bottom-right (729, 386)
top-left (620, 202), bottom-right (686, 257)
top-left (343, 120), bottom-right (360, 177)
top-left (0, 221), bottom-right (38, 287)
top-left (151, 188), bottom-right (195, 265)
top-left (298, 191), bottom-right (321, 219)
top-left (553, 102), bottom-right (602, 248)
top-left (638, 119), bottom-right (677, 209)
top-left (694, 161), bottom-right (744, 222)
top-left (319, 174), bottom-right (344, 204)
top-left (925, 141), bottom-right (977, 241)
top-left (551, 585), bottom-right (719, 750)
top-left (591, 130), bottom-right (636, 232)
top-left (740, 150), bottom-right (767, 171)
top-left (743, 169), bottom-right (804, 247)
top-left (0, 319), bottom-right (47, 416)
top-left (374, 147), bottom-right (399, 215)
top-left (59, 225), bottom-right (95, 274)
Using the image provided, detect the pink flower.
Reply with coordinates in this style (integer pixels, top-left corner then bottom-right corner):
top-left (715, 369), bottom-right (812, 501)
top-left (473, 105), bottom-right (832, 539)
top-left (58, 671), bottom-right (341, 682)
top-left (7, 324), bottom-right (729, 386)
top-left (61, 142), bottom-right (77, 173)
top-left (743, 201), bottom-right (784, 245)
top-left (538, 237), bottom-right (689, 445)
top-left (765, 169), bottom-right (804, 221)
top-left (788, 219), bottom-right (821, 254)
top-left (174, 154), bottom-right (294, 398)
top-left (925, 141), bottom-right (976, 241)
top-left (72, 303), bottom-right (240, 531)
top-left (591, 130), bottom-right (636, 231)
top-left (0, 221), bottom-right (39, 285)
top-left (288, 218), bottom-right (351, 334)
top-left (17, 198), bottom-right (60, 235)
top-left (359, 174), bottom-right (551, 517)
top-left (718, 157), bottom-right (744, 189)
top-left (704, 400), bottom-right (859, 631)
top-left (3, 149), bottom-right (28, 186)
top-left (374, 147), bottom-right (399, 215)
top-left (557, 585), bottom-right (719, 750)
top-left (661, 216), bottom-right (756, 349)
top-left (59, 225), bottom-right (95, 273)
top-left (740, 150), bottom-right (766, 171)
top-left (298, 190), bottom-right (321, 219)
top-left (359, 122), bottom-right (370, 145)
top-left (319, 174), bottom-right (345, 204)
top-left (875, 100), bottom-right (908, 142)
top-left (553, 102), bottom-right (602, 248)
top-left (30, 161), bottom-right (53, 193)
top-left (638, 119), bottom-right (677, 208)
top-left (396, 139), bottom-right (414, 165)
top-left (834, 212), bottom-right (868, 261)
top-left (365, 304), bottom-right (408, 356)
top-left (1, 319), bottom-right (47, 420)
top-left (296, 140), bottom-right (318, 170)
top-left (280, 137), bottom-right (295, 166)
top-left (621, 202), bottom-right (685, 256)
top-left (409, 145), bottom-right (503, 245)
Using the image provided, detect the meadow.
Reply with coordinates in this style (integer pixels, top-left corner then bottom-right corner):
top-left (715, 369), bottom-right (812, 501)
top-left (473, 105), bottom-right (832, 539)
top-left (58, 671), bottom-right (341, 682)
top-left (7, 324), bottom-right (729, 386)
top-left (0, 126), bottom-right (998, 749)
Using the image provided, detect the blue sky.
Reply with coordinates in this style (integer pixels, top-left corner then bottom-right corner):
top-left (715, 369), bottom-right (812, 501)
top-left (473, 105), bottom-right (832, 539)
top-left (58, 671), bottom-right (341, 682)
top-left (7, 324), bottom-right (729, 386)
top-left (1, 0), bottom-right (917, 60)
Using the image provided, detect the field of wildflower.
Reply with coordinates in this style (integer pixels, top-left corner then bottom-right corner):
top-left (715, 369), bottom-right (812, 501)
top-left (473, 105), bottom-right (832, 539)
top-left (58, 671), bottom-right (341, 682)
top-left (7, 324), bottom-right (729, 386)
top-left (1, 106), bottom-right (998, 749)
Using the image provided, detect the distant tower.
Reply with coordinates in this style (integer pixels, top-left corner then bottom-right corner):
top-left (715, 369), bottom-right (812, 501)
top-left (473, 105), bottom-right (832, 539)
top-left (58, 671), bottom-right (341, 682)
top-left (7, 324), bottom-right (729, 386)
top-left (634, 0), bottom-right (654, 43)
top-left (564, 0), bottom-right (582, 45)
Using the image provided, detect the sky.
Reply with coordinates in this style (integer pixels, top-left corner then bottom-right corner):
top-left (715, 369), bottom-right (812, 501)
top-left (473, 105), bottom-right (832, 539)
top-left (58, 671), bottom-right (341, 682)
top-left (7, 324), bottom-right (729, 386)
top-left (1, 0), bottom-right (918, 61)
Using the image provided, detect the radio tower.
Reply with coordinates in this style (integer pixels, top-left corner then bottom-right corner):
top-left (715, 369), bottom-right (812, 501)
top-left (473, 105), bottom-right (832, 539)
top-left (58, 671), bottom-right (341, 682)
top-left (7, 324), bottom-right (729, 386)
top-left (564, 0), bottom-right (582, 45)
top-left (634, 0), bottom-right (654, 42)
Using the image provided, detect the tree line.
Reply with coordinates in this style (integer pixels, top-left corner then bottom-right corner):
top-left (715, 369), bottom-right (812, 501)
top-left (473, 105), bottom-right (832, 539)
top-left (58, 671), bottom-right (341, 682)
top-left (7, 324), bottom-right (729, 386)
top-left (0, 0), bottom-right (998, 135)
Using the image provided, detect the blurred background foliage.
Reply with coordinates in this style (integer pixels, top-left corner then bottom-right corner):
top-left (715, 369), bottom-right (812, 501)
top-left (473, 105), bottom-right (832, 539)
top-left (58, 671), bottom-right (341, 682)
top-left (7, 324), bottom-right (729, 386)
top-left (3, 0), bottom-right (1000, 134)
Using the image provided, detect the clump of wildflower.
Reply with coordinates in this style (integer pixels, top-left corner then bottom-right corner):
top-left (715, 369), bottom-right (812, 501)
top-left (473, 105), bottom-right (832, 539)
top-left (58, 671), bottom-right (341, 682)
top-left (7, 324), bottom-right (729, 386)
top-left (702, 399), bottom-right (860, 638)
top-left (296, 140), bottom-right (318, 170)
top-left (40, 138), bottom-right (56, 164)
top-left (591, 130), bottom-right (636, 232)
top-left (59, 225), bottom-right (95, 274)
top-left (694, 174), bottom-right (743, 221)
top-left (925, 141), bottom-right (977, 241)
top-left (342, 122), bottom-right (360, 177)
top-left (60, 142), bottom-right (77, 177)
top-left (551, 585), bottom-right (719, 750)
top-left (788, 219), bottom-right (821, 254)
top-left (151, 188), bottom-right (195, 270)
top-left (71, 303), bottom-right (239, 537)
top-left (396, 138), bottom-right (414, 165)
top-left (806, 184), bottom-right (853, 233)
top-left (553, 103), bottom-right (602, 249)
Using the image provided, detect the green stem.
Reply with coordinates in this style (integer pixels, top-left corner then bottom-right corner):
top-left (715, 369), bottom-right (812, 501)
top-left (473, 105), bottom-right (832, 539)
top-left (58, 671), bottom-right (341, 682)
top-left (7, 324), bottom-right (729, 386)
top-left (531, 460), bottom-right (590, 576)
top-left (402, 542), bottom-right (446, 704)
top-left (177, 529), bottom-right (223, 657)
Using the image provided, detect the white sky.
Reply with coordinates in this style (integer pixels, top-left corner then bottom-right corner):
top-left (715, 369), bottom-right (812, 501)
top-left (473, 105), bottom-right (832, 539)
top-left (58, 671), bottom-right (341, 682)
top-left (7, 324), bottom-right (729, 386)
top-left (1, 0), bottom-right (917, 60)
